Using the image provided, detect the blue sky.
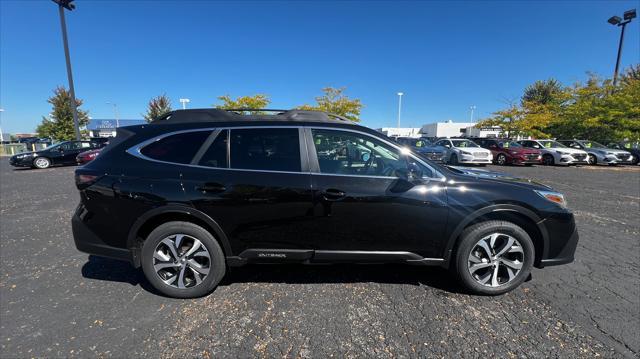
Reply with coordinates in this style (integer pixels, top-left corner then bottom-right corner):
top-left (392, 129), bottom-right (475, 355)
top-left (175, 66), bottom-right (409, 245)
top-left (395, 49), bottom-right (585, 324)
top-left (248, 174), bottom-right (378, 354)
top-left (1, 0), bottom-right (638, 134)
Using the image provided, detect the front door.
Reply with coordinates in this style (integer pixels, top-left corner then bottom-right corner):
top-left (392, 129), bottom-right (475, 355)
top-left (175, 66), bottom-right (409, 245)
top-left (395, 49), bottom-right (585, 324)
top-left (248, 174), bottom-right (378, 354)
top-left (305, 128), bottom-right (448, 259)
top-left (180, 127), bottom-right (315, 257)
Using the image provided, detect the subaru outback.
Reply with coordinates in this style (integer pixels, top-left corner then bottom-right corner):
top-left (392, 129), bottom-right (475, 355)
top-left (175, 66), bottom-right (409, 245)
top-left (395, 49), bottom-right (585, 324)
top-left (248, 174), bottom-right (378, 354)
top-left (72, 109), bottom-right (578, 298)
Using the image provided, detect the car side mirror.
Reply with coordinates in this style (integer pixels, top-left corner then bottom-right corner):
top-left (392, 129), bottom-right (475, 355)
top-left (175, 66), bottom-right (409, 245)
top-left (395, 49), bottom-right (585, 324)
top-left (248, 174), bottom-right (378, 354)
top-left (58, 147), bottom-right (65, 152)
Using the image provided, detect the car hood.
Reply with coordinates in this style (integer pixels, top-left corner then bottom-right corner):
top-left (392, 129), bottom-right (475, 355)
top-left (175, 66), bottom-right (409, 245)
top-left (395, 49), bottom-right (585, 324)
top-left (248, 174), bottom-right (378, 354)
top-left (587, 147), bottom-right (630, 154)
top-left (545, 147), bottom-right (586, 154)
top-left (504, 147), bottom-right (541, 154)
top-left (446, 166), bottom-right (552, 190)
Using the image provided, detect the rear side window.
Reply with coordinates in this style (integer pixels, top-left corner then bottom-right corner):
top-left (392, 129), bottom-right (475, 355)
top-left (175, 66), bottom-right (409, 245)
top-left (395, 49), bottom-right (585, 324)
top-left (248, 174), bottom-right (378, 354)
top-left (141, 131), bottom-right (211, 164)
top-left (198, 130), bottom-right (228, 168)
top-left (229, 128), bottom-right (301, 172)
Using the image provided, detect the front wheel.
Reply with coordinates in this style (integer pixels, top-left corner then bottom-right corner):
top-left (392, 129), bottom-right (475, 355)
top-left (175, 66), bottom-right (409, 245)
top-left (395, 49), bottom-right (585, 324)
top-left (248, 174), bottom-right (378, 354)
top-left (587, 154), bottom-right (597, 165)
top-left (542, 154), bottom-right (555, 166)
top-left (450, 153), bottom-right (459, 165)
top-left (141, 221), bottom-right (226, 298)
top-left (453, 221), bottom-right (534, 295)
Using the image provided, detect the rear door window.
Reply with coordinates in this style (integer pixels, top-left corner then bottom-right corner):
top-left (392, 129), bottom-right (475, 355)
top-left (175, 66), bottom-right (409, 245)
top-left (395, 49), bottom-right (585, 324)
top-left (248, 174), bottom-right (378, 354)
top-left (229, 128), bottom-right (301, 172)
top-left (141, 130), bottom-right (211, 164)
top-left (198, 130), bottom-right (228, 168)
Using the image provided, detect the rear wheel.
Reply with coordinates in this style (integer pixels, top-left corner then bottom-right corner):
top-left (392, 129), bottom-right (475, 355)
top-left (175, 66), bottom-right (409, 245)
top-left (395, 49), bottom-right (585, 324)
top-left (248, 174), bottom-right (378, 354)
top-left (141, 221), bottom-right (226, 298)
top-left (453, 221), bottom-right (534, 295)
top-left (33, 157), bottom-right (51, 169)
top-left (542, 154), bottom-right (555, 166)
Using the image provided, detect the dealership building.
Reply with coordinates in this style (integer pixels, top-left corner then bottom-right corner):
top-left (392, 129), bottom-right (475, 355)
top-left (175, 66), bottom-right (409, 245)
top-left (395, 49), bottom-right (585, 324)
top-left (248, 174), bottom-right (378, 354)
top-left (378, 120), bottom-right (502, 139)
top-left (87, 119), bottom-right (146, 138)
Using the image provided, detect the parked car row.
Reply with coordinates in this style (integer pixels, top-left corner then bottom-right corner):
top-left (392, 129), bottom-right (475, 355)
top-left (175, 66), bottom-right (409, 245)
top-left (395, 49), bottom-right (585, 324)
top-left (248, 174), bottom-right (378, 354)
top-left (393, 136), bottom-right (638, 167)
top-left (8, 139), bottom-right (107, 169)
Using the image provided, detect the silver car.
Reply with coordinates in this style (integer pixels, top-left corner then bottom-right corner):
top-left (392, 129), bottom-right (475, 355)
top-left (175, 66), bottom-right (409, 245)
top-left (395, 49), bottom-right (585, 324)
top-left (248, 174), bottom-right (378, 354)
top-left (433, 138), bottom-right (493, 165)
top-left (558, 140), bottom-right (633, 165)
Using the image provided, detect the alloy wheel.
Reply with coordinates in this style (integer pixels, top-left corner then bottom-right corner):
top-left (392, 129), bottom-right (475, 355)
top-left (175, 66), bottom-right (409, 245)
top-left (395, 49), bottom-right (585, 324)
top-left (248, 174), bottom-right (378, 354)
top-left (497, 154), bottom-right (506, 165)
top-left (153, 234), bottom-right (211, 289)
top-left (34, 158), bottom-right (50, 169)
top-left (467, 233), bottom-right (524, 287)
top-left (588, 154), bottom-right (597, 165)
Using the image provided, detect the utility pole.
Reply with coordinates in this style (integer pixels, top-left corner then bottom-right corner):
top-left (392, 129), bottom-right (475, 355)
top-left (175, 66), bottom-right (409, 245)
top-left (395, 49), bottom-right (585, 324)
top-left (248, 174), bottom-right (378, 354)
top-left (52, 0), bottom-right (81, 140)
top-left (179, 98), bottom-right (191, 110)
top-left (396, 92), bottom-right (403, 128)
top-left (107, 102), bottom-right (120, 128)
top-left (469, 105), bottom-right (476, 123)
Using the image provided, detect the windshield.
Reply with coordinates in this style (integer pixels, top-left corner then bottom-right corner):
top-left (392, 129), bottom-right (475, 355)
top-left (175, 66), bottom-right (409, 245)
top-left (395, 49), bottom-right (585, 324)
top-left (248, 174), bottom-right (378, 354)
top-left (580, 141), bottom-right (606, 148)
top-left (539, 140), bottom-right (566, 148)
top-left (451, 139), bottom-right (479, 148)
top-left (498, 141), bottom-right (522, 148)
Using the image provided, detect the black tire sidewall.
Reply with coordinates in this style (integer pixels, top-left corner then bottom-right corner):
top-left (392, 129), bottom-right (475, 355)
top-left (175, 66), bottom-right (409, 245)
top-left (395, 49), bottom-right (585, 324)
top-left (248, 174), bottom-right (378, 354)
top-left (497, 154), bottom-right (506, 165)
top-left (588, 154), bottom-right (597, 165)
top-left (543, 154), bottom-right (554, 166)
top-left (451, 153), bottom-right (458, 165)
top-left (454, 221), bottom-right (534, 295)
top-left (141, 221), bottom-right (226, 298)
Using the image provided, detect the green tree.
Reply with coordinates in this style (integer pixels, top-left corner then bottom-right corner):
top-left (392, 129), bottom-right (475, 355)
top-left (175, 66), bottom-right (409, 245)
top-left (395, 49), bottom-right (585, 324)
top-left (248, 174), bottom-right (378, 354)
top-left (522, 79), bottom-right (564, 105)
top-left (36, 86), bottom-right (89, 141)
top-left (214, 94), bottom-right (271, 115)
top-left (298, 87), bottom-right (363, 122)
top-left (143, 94), bottom-right (172, 122)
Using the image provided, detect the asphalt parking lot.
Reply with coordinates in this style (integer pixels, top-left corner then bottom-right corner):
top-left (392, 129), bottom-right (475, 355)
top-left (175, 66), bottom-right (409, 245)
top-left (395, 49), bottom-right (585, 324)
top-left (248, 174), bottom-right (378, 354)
top-left (0, 160), bottom-right (638, 358)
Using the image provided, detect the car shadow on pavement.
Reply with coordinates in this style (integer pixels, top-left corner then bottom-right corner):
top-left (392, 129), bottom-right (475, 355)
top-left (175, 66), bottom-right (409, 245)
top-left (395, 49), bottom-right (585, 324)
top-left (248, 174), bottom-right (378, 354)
top-left (81, 255), bottom-right (162, 295)
top-left (81, 256), bottom-right (466, 295)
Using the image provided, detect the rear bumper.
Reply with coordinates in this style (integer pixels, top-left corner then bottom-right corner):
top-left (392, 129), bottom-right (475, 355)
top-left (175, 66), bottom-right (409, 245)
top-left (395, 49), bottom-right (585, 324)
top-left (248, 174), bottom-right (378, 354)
top-left (72, 207), bottom-right (133, 263)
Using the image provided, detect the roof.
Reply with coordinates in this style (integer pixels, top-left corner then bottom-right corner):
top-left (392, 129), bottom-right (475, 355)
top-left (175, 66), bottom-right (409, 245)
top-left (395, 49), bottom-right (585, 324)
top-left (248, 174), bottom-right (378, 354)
top-left (150, 109), bottom-right (353, 125)
top-left (87, 119), bottom-right (146, 130)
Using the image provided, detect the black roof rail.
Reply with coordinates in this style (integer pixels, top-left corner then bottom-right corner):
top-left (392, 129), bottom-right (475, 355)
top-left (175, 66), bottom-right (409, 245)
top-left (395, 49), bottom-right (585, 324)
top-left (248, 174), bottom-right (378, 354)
top-left (150, 108), bottom-right (352, 124)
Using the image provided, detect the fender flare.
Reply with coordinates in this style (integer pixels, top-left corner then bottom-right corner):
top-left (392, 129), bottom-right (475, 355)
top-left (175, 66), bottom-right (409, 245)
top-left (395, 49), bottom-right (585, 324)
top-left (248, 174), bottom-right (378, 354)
top-left (442, 204), bottom-right (549, 264)
top-left (127, 204), bottom-right (233, 259)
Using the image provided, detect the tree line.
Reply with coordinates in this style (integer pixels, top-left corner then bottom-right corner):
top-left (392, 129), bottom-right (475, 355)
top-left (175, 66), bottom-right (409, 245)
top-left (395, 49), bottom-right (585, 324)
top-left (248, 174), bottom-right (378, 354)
top-left (37, 87), bottom-right (363, 140)
top-left (476, 64), bottom-right (640, 142)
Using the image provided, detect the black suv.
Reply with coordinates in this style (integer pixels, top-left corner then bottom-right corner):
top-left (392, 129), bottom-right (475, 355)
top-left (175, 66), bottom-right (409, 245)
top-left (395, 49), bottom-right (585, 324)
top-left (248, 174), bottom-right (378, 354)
top-left (73, 109), bottom-right (578, 298)
top-left (10, 140), bottom-right (105, 169)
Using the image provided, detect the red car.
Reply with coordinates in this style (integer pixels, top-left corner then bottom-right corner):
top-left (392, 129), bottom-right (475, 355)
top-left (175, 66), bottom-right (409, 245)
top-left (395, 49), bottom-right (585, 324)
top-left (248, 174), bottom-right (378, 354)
top-left (472, 138), bottom-right (542, 166)
top-left (76, 148), bottom-right (102, 165)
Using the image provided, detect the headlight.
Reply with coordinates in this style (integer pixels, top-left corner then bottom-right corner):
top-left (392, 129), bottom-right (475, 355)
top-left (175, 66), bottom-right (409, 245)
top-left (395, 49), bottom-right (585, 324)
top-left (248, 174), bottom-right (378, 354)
top-left (461, 151), bottom-right (472, 155)
top-left (534, 190), bottom-right (567, 208)
top-left (606, 152), bottom-right (615, 156)
top-left (556, 150), bottom-right (568, 155)
top-left (510, 151), bottom-right (519, 155)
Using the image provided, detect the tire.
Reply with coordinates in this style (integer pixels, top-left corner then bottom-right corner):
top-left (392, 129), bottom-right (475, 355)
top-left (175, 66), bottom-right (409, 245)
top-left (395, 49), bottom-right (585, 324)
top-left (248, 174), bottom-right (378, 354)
top-left (141, 221), bottom-right (226, 298)
top-left (450, 153), bottom-right (459, 165)
top-left (587, 154), bottom-right (597, 166)
top-left (542, 154), bottom-right (555, 166)
top-left (524, 163), bottom-right (534, 167)
top-left (453, 220), bottom-right (534, 295)
top-left (33, 157), bottom-right (51, 169)
top-left (496, 154), bottom-right (507, 165)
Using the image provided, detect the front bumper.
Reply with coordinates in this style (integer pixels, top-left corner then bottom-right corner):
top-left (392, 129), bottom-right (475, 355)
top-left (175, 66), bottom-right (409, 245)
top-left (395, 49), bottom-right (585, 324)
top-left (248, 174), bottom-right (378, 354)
top-left (559, 154), bottom-right (588, 165)
top-left (9, 156), bottom-right (34, 167)
top-left (72, 206), bottom-right (133, 263)
top-left (537, 212), bottom-right (579, 268)
top-left (512, 155), bottom-right (542, 164)
top-left (459, 154), bottom-right (492, 164)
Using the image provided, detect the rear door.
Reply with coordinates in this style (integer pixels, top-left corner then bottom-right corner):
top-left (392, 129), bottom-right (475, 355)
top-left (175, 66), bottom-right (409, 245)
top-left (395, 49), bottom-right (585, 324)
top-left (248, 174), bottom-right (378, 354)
top-left (304, 127), bottom-right (448, 259)
top-left (180, 127), bottom-right (314, 257)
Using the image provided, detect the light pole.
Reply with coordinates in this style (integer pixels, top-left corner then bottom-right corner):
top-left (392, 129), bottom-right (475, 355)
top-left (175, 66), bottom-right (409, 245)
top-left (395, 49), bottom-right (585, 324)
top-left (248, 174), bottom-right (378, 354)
top-left (608, 9), bottom-right (636, 86)
top-left (0, 108), bottom-right (4, 142)
top-left (396, 92), bottom-right (403, 128)
top-left (179, 98), bottom-right (191, 110)
top-left (52, 0), bottom-right (81, 140)
top-left (106, 102), bottom-right (120, 128)
top-left (469, 105), bottom-right (476, 122)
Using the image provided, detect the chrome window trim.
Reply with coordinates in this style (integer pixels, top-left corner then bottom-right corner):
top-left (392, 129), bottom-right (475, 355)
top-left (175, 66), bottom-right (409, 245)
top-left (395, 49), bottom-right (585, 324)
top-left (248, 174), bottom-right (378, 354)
top-left (125, 125), bottom-right (443, 180)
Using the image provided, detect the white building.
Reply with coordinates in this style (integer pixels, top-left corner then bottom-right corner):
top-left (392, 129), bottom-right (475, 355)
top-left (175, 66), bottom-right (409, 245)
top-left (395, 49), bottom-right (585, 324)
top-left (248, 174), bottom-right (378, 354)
top-left (419, 120), bottom-right (475, 138)
top-left (377, 127), bottom-right (422, 138)
top-left (465, 125), bottom-right (502, 138)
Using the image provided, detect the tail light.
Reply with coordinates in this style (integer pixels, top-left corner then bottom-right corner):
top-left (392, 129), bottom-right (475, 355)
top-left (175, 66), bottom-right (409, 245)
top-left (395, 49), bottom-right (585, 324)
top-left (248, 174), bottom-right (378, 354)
top-left (75, 170), bottom-right (103, 190)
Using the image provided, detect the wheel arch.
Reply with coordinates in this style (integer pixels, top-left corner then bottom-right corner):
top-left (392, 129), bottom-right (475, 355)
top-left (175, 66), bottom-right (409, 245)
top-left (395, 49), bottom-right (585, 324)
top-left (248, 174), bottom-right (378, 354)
top-left (127, 205), bottom-right (232, 267)
top-left (443, 204), bottom-right (549, 268)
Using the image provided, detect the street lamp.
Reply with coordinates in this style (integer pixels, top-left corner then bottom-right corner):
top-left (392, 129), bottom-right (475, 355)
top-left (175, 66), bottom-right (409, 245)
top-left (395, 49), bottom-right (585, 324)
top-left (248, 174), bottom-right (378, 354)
top-left (106, 102), bottom-right (120, 128)
top-left (608, 9), bottom-right (636, 86)
top-left (0, 108), bottom-right (4, 142)
top-left (469, 105), bottom-right (477, 123)
top-left (179, 98), bottom-right (191, 110)
top-left (396, 92), bottom-right (403, 129)
top-left (51, 0), bottom-right (81, 140)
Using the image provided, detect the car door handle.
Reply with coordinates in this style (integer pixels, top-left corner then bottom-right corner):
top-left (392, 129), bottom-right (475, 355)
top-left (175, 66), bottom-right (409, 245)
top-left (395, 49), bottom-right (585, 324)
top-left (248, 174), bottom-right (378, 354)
top-left (196, 183), bottom-right (226, 193)
top-left (322, 188), bottom-right (346, 201)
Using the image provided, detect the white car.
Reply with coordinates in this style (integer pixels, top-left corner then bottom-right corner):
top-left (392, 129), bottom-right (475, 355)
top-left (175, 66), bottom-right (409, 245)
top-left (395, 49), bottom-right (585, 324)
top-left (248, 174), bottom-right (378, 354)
top-left (518, 139), bottom-right (588, 166)
top-left (558, 140), bottom-right (633, 165)
top-left (434, 138), bottom-right (492, 166)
